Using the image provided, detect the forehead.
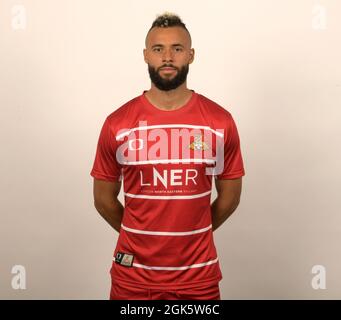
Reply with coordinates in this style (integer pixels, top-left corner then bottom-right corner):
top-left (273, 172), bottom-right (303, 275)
top-left (145, 26), bottom-right (191, 47)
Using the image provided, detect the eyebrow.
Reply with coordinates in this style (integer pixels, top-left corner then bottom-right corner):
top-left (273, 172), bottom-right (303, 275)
top-left (151, 43), bottom-right (185, 48)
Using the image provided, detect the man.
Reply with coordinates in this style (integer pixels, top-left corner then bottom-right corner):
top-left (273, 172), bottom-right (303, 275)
top-left (90, 12), bottom-right (245, 300)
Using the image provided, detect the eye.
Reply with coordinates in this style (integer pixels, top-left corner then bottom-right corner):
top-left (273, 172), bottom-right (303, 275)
top-left (153, 47), bottom-right (162, 52)
top-left (175, 47), bottom-right (183, 52)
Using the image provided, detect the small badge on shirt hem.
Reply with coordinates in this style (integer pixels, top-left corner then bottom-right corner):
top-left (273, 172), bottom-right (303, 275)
top-left (115, 252), bottom-right (134, 267)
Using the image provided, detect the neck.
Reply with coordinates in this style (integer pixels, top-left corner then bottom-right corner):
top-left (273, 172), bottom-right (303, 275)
top-left (145, 83), bottom-right (192, 111)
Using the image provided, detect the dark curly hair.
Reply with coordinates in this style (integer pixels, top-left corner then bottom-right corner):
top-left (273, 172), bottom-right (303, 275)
top-left (145, 12), bottom-right (192, 46)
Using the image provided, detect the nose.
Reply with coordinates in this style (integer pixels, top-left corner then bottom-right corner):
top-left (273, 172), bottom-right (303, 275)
top-left (162, 48), bottom-right (174, 63)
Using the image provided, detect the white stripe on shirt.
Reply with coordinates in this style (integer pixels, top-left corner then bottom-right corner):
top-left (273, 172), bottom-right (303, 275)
top-left (122, 158), bottom-right (216, 165)
top-left (130, 258), bottom-right (219, 271)
top-left (124, 190), bottom-right (211, 200)
top-left (121, 224), bottom-right (212, 236)
top-left (116, 124), bottom-right (224, 141)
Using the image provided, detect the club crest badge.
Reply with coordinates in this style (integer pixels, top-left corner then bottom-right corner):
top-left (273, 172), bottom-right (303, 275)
top-left (188, 135), bottom-right (210, 151)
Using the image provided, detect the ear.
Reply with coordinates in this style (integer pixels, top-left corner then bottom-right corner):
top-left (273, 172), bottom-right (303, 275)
top-left (189, 48), bottom-right (195, 64)
top-left (143, 48), bottom-right (148, 64)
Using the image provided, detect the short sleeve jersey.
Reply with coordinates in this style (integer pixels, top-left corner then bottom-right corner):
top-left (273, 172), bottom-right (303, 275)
top-left (90, 90), bottom-right (245, 290)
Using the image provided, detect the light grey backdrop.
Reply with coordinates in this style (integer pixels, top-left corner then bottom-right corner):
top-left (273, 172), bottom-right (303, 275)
top-left (0, 0), bottom-right (340, 299)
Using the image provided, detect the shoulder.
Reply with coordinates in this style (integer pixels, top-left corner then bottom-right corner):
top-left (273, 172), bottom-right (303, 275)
top-left (106, 95), bottom-right (140, 123)
top-left (197, 92), bottom-right (235, 124)
top-left (103, 95), bottom-right (142, 135)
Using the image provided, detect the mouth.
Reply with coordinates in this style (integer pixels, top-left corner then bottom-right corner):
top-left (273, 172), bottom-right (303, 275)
top-left (159, 67), bottom-right (177, 74)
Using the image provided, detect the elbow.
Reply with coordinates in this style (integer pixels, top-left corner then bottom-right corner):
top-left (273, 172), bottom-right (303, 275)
top-left (228, 196), bottom-right (241, 213)
top-left (231, 190), bottom-right (241, 207)
top-left (94, 199), bottom-right (107, 212)
top-left (230, 198), bottom-right (240, 213)
top-left (216, 194), bottom-right (241, 214)
top-left (94, 197), bottom-right (116, 212)
top-left (235, 200), bottom-right (241, 212)
top-left (93, 200), bottom-right (102, 212)
top-left (235, 196), bottom-right (241, 207)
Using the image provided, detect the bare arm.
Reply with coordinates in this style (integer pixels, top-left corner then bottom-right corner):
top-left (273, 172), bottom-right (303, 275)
top-left (211, 177), bottom-right (242, 232)
top-left (93, 178), bottom-right (124, 233)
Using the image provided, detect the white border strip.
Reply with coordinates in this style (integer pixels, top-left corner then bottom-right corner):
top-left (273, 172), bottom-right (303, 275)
top-left (124, 190), bottom-right (211, 200)
top-left (116, 124), bottom-right (224, 141)
top-left (131, 258), bottom-right (219, 271)
top-left (121, 224), bottom-right (212, 236)
top-left (122, 158), bottom-right (216, 165)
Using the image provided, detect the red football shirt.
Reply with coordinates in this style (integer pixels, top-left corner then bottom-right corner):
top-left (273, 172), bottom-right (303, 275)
top-left (90, 90), bottom-right (245, 290)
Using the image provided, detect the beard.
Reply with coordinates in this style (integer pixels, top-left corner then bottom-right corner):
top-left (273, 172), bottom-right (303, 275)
top-left (147, 63), bottom-right (189, 91)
